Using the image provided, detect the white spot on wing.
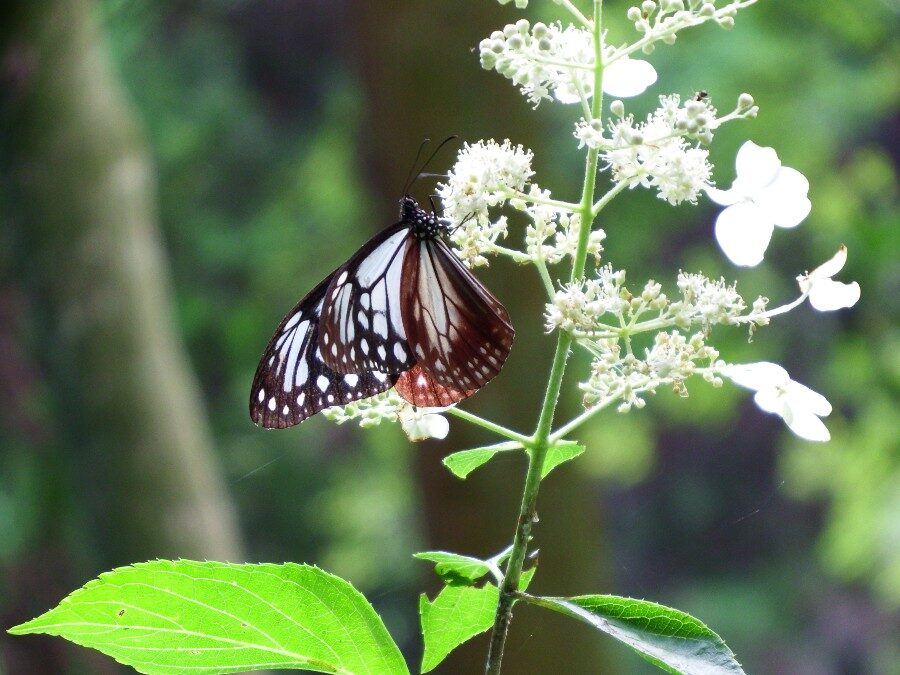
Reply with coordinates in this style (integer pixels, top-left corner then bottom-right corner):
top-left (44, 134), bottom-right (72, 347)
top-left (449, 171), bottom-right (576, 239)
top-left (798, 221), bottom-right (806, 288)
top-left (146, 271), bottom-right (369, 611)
top-left (344, 374), bottom-right (359, 386)
top-left (268, 397), bottom-right (276, 411)
top-left (373, 313), bottom-right (388, 338)
top-left (377, 345), bottom-right (387, 360)
top-left (374, 372), bottom-right (388, 382)
top-left (394, 343), bottom-right (406, 361)
top-left (258, 389), bottom-right (265, 403)
top-left (317, 375), bottom-right (330, 392)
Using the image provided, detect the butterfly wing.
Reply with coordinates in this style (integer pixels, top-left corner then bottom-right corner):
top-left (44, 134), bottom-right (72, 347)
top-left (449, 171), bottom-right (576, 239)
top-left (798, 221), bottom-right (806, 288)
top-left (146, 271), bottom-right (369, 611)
top-left (319, 223), bottom-right (416, 375)
top-left (250, 272), bottom-right (398, 429)
top-left (396, 237), bottom-right (514, 407)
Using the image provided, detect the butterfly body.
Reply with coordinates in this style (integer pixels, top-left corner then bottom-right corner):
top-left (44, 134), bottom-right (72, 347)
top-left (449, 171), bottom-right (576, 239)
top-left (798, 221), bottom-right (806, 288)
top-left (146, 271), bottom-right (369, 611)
top-left (250, 197), bottom-right (513, 429)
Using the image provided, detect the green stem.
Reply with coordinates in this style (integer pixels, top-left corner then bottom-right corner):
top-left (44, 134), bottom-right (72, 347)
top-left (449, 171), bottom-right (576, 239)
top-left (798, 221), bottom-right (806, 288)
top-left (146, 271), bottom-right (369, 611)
top-left (447, 407), bottom-right (531, 445)
top-left (484, 3), bottom-right (605, 673)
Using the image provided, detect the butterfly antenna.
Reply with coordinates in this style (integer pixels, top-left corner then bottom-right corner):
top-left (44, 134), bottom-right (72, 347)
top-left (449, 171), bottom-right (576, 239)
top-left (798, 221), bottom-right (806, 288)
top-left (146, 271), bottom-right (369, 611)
top-left (406, 135), bottom-right (459, 194)
top-left (403, 138), bottom-right (432, 196)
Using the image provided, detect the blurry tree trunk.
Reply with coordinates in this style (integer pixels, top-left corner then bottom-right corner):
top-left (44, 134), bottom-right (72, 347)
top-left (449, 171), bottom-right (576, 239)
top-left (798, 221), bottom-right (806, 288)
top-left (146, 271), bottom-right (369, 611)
top-left (4, 0), bottom-right (243, 563)
top-left (348, 2), bottom-right (614, 671)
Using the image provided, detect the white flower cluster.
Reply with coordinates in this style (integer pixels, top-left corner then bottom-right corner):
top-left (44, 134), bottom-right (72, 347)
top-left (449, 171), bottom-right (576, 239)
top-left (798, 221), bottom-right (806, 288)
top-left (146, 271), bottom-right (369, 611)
top-left (624, 0), bottom-right (756, 52)
top-left (518, 189), bottom-right (606, 265)
top-left (579, 329), bottom-right (721, 412)
top-left (438, 139), bottom-right (534, 267)
top-left (479, 20), bottom-right (658, 107)
top-left (323, 391), bottom-right (450, 441)
top-left (584, 95), bottom-right (719, 204)
top-left (322, 390), bottom-right (407, 428)
top-left (545, 265), bottom-right (629, 333)
top-left (545, 266), bottom-right (765, 335)
top-left (673, 272), bottom-right (749, 326)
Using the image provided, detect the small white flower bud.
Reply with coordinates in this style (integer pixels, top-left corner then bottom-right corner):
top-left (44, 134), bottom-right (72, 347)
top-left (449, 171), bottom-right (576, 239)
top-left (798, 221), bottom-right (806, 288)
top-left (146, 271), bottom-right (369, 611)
top-left (663, 0), bottom-right (685, 11)
top-left (532, 22), bottom-right (548, 38)
top-left (514, 0), bottom-right (529, 8)
top-left (642, 1), bottom-right (657, 15)
top-left (738, 92), bottom-right (754, 109)
top-left (538, 37), bottom-right (552, 51)
top-left (590, 118), bottom-right (603, 131)
top-left (662, 33), bottom-right (677, 44)
top-left (507, 35), bottom-right (524, 50)
top-left (746, 105), bottom-right (759, 118)
top-left (685, 99), bottom-right (705, 116)
top-left (491, 39), bottom-right (505, 53)
top-left (642, 42), bottom-right (656, 54)
top-left (503, 23), bottom-right (518, 38)
top-left (718, 16), bottom-right (735, 29)
top-left (627, 6), bottom-right (642, 21)
top-left (610, 99), bottom-right (625, 117)
top-left (699, 3), bottom-right (715, 17)
top-left (490, 30), bottom-right (505, 41)
top-left (675, 117), bottom-right (689, 131)
top-left (634, 21), bottom-right (647, 32)
top-left (698, 130), bottom-right (714, 145)
top-left (627, 129), bottom-right (644, 145)
top-left (515, 19), bottom-right (530, 34)
top-left (694, 113), bottom-right (709, 128)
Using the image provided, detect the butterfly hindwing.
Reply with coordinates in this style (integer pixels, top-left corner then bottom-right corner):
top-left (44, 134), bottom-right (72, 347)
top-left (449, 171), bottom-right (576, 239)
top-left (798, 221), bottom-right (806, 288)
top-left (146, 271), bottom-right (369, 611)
top-left (397, 237), bottom-right (514, 406)
top-left (250, 272), bottom-right (397, 429)
top-left (319, 224), bottom-right (416, 375)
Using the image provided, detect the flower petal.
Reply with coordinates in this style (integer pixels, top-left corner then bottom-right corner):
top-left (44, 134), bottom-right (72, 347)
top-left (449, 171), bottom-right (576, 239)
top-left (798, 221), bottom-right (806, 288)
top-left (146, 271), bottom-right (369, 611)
top-left (553, 81), bottom-right (583, 104)
top-left (722, 362), bottom-right (789, 391)
top-left (784, 380), bottom-right (832, 417)
top-left (808, 278), bottom-right (861, 311)
top-left (810, 245), bottom-right (848, 280)
top-left (399, 409), bottom-right (449, 441)
top-left (704, 185), bottom-right (743, 206)
top-left (715, 202), bottom-right (774, 267)
top-left (757, 167), bottom-right (811, 228)
top-left (782, 407), bottom-right (831, 442)
top-left (602, 59), bottom-right (657, 98)
top-left (753, 387), bottom-right (789, 416)
top-left (734, 141), bottom-right (781, 192)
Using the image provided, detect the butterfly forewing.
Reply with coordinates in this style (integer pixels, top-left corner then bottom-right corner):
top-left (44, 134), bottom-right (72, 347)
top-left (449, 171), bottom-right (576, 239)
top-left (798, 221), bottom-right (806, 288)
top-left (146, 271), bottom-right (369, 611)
top-left (250, 273), bottom-right (398, 429)
top-left (251, 195), bottom-right (514, 428)
top-left (398, 237), bottom-right (514, 406)
top-left (319, 224), bottom-right (416, 375)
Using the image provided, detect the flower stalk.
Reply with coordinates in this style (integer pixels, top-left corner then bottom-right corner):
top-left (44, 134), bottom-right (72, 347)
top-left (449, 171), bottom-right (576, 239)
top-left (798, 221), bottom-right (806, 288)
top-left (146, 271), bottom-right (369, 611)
top-left (485, 2), bottom-right (604, 672)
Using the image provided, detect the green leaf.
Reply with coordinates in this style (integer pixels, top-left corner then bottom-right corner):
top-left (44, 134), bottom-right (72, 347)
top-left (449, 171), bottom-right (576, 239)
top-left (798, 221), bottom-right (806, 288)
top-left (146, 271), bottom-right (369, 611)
top-left (528, 594), bottom-right (744, 675)
top-left (413, 552), bottom-right (491, 584)
top-left (539, 442), bottom-right (585, 479)
top-left (419, 583), bottom-right (497, 673)
top-left (9, 559), bottom-right (408, 675)
top-left (441, 441), bottom-right (521, 479)
top-left (418, 569), bottom-right (536, 673)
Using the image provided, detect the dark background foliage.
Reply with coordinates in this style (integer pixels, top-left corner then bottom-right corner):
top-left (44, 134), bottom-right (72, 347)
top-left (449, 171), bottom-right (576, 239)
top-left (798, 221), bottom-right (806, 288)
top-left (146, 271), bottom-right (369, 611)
top-left (1, 0), bottom-right (897, 672)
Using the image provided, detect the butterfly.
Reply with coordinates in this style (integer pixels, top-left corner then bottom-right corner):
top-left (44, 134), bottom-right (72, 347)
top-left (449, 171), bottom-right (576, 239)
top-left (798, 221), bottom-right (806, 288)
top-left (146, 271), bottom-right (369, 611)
top-left (249, 196), bottom-right (514, 429)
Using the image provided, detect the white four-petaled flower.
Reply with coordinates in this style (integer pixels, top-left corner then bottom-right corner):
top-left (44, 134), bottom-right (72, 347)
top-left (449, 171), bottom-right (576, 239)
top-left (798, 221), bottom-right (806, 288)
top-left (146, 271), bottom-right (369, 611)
top-left (707, 141), bottom-right (811, 267)
top-left (722, 362), bottom-right (832, 442)
top-left (399, 406), bottom-right (450, 442)
top-left (798, 245), bottom-right (861, 311)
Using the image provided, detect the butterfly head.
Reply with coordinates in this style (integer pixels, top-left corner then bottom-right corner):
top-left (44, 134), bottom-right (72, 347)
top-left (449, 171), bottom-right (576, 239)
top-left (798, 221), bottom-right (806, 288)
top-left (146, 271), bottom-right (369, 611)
top-left (400, 195), bottom-right (450, 240)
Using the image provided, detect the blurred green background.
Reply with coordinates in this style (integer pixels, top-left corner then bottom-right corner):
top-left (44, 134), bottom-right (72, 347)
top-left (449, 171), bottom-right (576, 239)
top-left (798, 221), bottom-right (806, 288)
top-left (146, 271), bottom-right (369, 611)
top-left (1, 0), bottom-right (897, 672)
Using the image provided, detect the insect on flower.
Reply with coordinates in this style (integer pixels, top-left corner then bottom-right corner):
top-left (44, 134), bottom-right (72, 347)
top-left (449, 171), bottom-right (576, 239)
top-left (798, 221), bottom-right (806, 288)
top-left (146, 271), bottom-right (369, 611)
top-left (250, 146), bottom-right (515, 429)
